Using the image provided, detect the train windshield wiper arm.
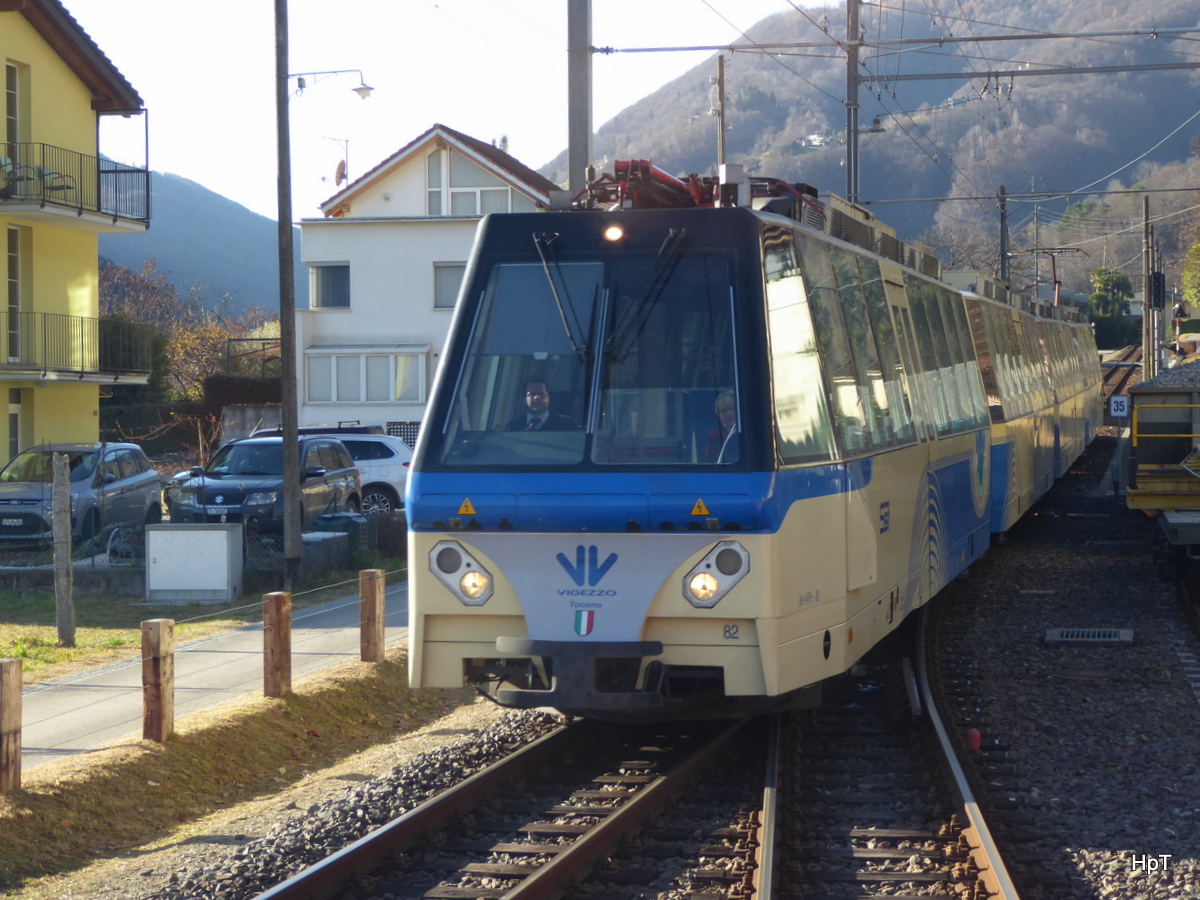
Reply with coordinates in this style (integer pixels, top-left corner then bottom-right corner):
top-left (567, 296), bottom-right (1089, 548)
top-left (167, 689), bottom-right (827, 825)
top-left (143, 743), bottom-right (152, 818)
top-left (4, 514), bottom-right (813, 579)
top-left (533, 232), bottom-right (588, 359)
top-left (606, 227), bottom-right (688, 362)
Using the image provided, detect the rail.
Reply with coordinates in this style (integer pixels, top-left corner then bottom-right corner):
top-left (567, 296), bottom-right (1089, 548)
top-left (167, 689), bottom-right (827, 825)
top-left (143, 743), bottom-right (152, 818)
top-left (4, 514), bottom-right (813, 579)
top-left (1, 142), bottom-right (149, 224)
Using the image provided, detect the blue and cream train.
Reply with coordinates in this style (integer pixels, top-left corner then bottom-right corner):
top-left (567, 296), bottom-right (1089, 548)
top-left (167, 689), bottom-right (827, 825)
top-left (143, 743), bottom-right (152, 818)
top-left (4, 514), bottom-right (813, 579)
top-left (405, 162), bottom-right (1103, 720)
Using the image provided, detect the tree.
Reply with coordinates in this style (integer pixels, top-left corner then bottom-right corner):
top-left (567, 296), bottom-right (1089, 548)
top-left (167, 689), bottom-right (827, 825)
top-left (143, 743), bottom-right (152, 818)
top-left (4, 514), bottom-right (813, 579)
top-left (1182, 242), bottom-right (1200, 310)
top-left (101, 260), bottom-right (277, 402)
top-left (1089, 267), bottom-right (1133, 316)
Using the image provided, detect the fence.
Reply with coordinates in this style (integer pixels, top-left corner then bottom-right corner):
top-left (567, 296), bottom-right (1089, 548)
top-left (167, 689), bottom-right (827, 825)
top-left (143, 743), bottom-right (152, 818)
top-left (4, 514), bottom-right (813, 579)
top-left (0, 568), bottom-right (394, 792)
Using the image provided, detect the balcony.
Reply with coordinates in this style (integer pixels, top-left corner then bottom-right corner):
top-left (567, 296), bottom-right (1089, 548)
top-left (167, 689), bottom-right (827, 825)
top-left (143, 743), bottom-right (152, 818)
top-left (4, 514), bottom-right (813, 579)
top-left (0, 142), bottom-right (149, 232)
top-left (0, 311), bottom-right (153, 383)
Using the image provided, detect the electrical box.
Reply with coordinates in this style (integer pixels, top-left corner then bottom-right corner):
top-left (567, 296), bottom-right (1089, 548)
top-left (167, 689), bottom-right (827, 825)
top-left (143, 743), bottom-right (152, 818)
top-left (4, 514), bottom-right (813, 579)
top-left (145, 523), bottom-right (243, 604)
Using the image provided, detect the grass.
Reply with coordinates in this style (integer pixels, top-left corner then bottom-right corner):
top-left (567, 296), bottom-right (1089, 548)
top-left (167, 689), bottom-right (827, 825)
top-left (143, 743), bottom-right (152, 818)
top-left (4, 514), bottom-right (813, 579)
top-left (0, 552), bottom-right (467, 894)
top-left (0, 554), bottom-right (406, 684)
top-left (0, 649), bottom-right (474, 892)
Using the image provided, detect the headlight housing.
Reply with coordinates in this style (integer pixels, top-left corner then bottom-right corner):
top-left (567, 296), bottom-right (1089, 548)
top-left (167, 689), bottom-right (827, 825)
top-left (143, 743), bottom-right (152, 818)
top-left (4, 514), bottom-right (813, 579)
top-left (173, 491), bottom-right (199, 510)
top-left (429, 540), bottom-right (493, 606)
top-left (683, 541), bottom-right (750, 608)
top-left (244, 491), bottom-right (278, 506)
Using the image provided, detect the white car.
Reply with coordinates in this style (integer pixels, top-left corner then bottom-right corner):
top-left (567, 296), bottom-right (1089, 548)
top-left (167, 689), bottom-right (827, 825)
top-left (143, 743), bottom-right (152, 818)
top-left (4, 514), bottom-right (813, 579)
top-left (328, 434), bottom-right (412, 514)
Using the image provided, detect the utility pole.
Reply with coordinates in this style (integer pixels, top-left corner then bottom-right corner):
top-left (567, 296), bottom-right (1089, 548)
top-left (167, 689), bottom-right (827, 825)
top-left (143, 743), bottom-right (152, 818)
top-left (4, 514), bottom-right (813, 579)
top-left (998, 186), bottom-right (1009, 283)
top-left (845, 0), bottom-right (861, 203)
top-left (715, 54), bottom-right (727, 166)
top-left (567, 0), bottom-right (593, 196)
top-left (1143, 195), bottom-right (1154, 381)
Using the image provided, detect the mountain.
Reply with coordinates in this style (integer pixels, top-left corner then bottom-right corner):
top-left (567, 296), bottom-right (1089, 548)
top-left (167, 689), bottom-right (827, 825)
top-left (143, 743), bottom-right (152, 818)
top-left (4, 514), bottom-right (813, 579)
top-left (542, 0), bottom-right (1200, 246)
top-left (98, 171), bottom-right (304, 316)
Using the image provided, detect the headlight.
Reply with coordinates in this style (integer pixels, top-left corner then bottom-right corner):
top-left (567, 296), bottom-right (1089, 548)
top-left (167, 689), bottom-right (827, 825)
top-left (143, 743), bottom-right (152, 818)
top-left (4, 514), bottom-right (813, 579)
top-left (429, 540), bottom-right (493, 606)
top-left (244, 491), bottom-right (278, 506)
top-left (683, 541), bottom-right (750, 608)
top-left (173, 492), bottom-right (199, 510)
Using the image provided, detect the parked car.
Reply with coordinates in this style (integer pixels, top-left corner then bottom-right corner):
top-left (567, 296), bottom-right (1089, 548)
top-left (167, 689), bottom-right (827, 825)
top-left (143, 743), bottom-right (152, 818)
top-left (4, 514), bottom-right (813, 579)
top-left (0, 442), bottom-right (162, 544)
top-left (169, 435), bottom-right (361, 532)
top-left (251, 426), bottom-right (412, 514)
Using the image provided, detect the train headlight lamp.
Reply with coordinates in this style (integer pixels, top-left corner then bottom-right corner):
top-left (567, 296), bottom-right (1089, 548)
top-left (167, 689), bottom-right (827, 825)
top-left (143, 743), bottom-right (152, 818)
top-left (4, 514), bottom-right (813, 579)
top-left (683, 540), bottom-right (750, 608)
top-left (688, 572), bottom-right (719, 603)
top-left (460, 570), bottom-right (490, 601)
top-left (429, 540), bottom-right (493, 606)
top-left (602, 224), bottom-right (625, 242)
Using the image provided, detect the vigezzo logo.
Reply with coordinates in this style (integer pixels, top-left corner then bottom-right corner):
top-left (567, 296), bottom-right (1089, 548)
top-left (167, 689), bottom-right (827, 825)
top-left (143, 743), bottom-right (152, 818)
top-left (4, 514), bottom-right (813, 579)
top-left (557, 545), bottom-right (618, 586)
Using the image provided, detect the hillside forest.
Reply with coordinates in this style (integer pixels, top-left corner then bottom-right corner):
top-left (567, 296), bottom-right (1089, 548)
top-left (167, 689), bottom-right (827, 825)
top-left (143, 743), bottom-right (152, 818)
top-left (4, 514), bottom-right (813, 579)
top-left (542, 0), bottom-right (1200, 304)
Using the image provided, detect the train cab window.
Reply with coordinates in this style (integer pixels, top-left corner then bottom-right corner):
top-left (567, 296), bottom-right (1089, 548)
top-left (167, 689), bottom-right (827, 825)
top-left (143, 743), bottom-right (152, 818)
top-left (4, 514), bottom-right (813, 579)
top-left (591, 250), bottom-right (738, 466)
top-left (439, 261), bottom-right (599, 466)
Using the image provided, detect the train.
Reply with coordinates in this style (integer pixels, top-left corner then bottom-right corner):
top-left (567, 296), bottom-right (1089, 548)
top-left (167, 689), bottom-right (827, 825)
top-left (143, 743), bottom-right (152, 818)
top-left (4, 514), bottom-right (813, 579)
top-left (405, 161), bottom-right (1104, 721)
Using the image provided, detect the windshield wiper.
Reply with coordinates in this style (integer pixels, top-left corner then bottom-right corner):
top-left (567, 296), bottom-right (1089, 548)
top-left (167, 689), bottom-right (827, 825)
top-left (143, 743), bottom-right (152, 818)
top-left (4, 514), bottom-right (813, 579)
top-left (533, 232), bottom-right (588, 360)
top-left (606, 227), bottom-right (688, 361)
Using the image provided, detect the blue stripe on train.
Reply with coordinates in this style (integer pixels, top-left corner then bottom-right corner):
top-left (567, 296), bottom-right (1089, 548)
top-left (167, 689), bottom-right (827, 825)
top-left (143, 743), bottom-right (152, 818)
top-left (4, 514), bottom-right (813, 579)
top-left (408, 460), bottom-right (872, 534)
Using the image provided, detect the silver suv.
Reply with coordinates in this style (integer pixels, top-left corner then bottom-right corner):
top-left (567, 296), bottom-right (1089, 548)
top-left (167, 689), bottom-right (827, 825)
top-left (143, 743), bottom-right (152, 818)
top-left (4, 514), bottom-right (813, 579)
top-left (0, 442), bottom-right (162, 543)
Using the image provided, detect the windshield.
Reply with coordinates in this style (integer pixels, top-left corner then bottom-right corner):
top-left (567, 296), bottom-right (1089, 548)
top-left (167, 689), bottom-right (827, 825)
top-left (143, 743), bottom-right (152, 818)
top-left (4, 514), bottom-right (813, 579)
top-left (206, 443), bottom-right (283, 477)
top-left (439, 238), bottom-right (738, 467)
top-left (0, 450), bottom-right (98, 485)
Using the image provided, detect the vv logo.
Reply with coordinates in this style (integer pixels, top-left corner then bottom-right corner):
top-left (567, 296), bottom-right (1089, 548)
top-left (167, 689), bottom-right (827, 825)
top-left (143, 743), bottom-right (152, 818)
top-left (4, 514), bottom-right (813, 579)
top-left (557, 545), bottom-right (618, 586)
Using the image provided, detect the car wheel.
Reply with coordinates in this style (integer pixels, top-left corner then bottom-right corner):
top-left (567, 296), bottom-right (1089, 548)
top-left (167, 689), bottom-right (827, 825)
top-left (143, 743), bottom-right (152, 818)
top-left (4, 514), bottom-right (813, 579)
top-left (361, 486), bottom-right (397, 515)
top-left (79, 510), bottom-right (100, 543)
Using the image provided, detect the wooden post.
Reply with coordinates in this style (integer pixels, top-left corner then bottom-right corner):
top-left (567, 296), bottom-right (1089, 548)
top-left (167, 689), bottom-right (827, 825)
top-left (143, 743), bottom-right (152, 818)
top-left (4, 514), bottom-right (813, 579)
top-left (52, 452), bottom-right (75, 648)
top-left (0, 658), bottom-right (20, 792)
top-left (141, 619), bottom-right (175, 743)
top-left (263, 591), bottom-right (292, 698)
top-left (359, 568), bottom-right (386, 663)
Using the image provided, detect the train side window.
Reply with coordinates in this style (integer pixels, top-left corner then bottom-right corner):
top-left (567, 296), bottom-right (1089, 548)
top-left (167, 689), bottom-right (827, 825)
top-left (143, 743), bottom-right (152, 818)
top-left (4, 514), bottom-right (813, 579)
top-left (972, 300), bottom-right (1006, 423)
top-left (831, 247), bottom-right (890, 449)
top-left (860, 259), bottom-right (915, 444)
top-left (796, 235), bottom-right (870, 455)
top-left (906, 282), bottom-right (952, 435)
top-left (764, 231), bottom-right (836, 464)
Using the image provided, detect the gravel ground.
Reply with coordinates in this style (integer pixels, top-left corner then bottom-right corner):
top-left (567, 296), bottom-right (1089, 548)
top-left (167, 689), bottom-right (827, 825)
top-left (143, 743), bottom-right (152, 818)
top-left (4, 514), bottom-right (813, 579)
top-left (935, 433), bottom-right (1200, 898)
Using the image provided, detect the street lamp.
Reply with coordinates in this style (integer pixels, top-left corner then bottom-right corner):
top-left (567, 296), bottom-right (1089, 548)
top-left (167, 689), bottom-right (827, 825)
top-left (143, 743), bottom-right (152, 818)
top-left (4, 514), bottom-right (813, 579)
top-left (274, 2), bottom-right (372, 590)
top-left (292, 69), bottom-right (374, 100)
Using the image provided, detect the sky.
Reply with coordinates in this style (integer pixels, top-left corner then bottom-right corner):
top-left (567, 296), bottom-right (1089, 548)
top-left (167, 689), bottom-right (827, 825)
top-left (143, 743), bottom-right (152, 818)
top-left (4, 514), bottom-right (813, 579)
top-left (62, 0), bottom-right (810, 221)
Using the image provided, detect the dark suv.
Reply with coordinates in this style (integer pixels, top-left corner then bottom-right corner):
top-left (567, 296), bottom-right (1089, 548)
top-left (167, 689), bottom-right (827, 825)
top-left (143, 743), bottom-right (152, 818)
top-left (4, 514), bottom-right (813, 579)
top-left (169, 436), bottom-right (361, 532)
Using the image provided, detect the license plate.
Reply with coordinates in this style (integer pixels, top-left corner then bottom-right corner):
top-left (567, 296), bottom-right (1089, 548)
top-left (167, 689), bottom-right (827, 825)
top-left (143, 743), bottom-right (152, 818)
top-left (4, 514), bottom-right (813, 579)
top-left (1, 518), bottom-right (22, 527)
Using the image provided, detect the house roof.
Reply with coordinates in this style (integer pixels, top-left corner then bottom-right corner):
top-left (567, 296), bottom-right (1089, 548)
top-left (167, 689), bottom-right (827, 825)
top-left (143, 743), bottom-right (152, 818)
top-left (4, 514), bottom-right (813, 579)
top-left (320, 123), bottom-right (562, 216)
top-left (5, 0), bottom-right (143, 113)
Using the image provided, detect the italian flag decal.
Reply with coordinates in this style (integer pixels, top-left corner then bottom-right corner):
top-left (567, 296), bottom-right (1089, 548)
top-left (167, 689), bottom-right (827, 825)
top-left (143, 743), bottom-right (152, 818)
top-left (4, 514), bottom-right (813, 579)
top-left (574, 609), bottom-right (595, 636)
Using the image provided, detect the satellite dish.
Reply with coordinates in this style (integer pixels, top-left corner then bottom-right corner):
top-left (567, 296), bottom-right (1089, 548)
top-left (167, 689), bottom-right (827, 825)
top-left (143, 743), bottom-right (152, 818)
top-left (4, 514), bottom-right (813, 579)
top-left (335, 159), bottom-right (347, 186)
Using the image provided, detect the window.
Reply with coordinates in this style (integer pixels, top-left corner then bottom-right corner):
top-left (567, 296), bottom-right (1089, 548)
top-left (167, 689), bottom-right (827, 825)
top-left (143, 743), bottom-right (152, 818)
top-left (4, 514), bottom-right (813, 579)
top-left (306, 347), bottom-right (428, 404)
top-left (434, 262), bottom-right (466, 309)
top-left (425, 147), bottom-right (525, 218)
top-left (311, 265), bottom-right (350, 309)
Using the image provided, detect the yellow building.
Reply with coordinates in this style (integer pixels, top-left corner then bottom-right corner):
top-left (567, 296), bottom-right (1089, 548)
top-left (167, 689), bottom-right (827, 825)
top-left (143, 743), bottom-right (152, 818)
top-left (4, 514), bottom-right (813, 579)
top-left (0, 0), bottom-right (153, 463)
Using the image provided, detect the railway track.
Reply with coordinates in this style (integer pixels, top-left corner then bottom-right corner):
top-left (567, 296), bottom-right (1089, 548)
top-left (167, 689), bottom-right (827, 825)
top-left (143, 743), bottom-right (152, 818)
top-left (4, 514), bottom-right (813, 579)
top-left (1102, 344), bottom-right (1142, 399)
top-left (250, 622), bottom-right (1017, 900)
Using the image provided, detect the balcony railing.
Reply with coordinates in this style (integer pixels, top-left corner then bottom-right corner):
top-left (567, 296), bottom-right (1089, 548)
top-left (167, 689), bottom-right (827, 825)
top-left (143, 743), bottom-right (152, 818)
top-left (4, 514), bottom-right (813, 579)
top-left (0, 142), bottom-right (150, 224)
top-left (0, 311), bottom-right (153, 378)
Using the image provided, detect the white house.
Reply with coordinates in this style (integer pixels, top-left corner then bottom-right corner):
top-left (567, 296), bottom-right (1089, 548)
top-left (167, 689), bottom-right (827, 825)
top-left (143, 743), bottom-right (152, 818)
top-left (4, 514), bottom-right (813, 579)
top-left (296, 124), bottom-right (561, 445)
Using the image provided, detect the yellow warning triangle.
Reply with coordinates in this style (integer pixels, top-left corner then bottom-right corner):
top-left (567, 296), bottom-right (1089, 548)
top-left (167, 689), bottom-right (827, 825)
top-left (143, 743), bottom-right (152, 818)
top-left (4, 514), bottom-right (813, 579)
top-left (690, 498), bottom-right (710, 516)
top-left (457, 498), bottom-right (477, 516)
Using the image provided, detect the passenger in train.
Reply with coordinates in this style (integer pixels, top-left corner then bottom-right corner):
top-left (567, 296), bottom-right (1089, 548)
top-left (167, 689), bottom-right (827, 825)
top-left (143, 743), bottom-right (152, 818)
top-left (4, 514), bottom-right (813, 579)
top-left (705, 390), bottom-right (739, 463)
top-left (503, 379), bottom-right (578, 431)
